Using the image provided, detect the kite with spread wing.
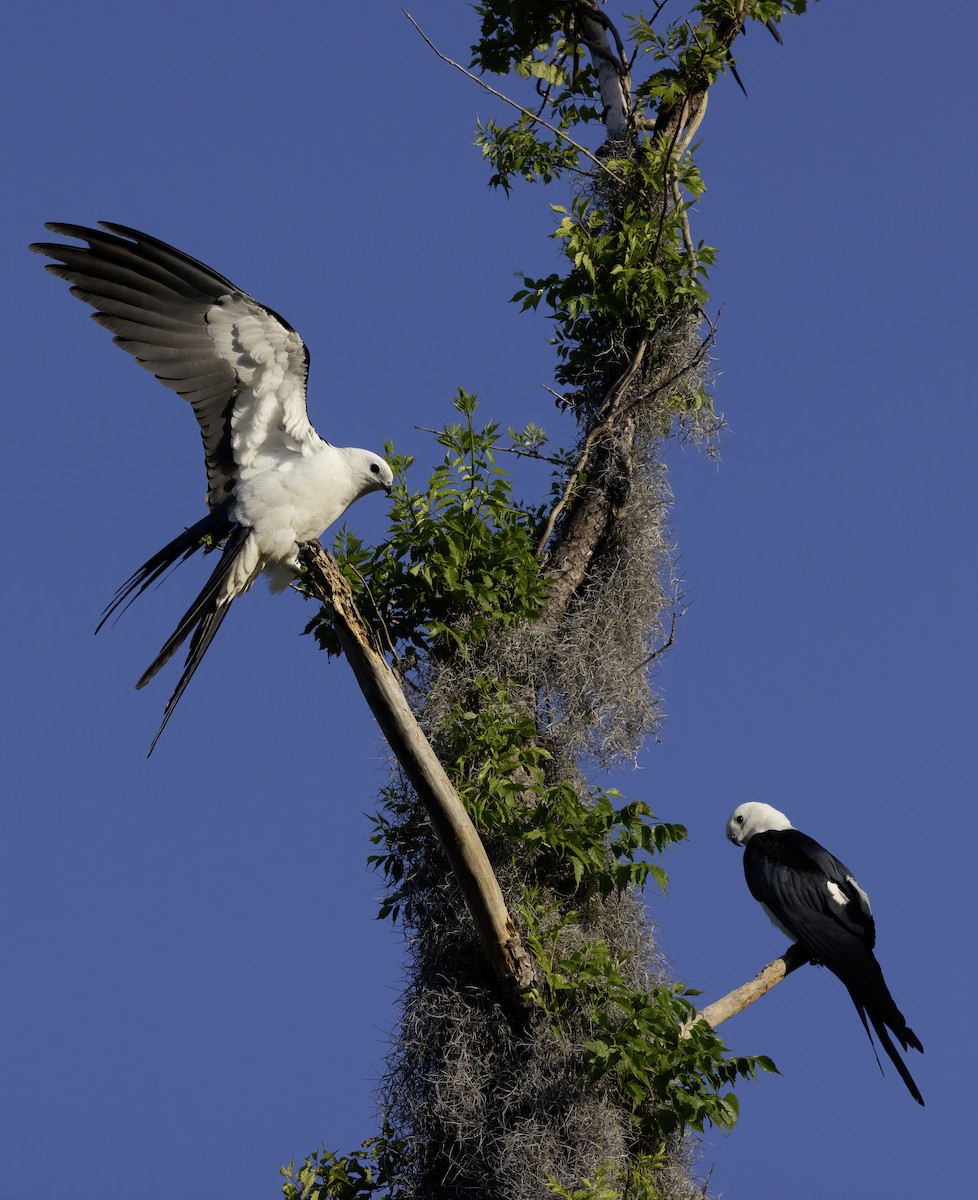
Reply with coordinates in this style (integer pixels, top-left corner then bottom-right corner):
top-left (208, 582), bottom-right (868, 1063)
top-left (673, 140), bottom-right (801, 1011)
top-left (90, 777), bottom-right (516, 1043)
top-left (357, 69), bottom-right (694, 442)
top-left (32, 222), bottom-right (393, 752)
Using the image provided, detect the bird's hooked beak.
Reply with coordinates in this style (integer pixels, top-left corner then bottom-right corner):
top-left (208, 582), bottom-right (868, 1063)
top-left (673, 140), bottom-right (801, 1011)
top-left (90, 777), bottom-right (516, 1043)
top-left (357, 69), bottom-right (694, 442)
top-left (726, 815), bottom-right (747, 846)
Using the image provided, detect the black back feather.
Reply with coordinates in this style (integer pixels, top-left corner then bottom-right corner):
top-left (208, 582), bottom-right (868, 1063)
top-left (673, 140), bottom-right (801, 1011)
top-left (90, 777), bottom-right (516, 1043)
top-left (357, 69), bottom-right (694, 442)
top-left (745, 829), bottom-right (924, 1105)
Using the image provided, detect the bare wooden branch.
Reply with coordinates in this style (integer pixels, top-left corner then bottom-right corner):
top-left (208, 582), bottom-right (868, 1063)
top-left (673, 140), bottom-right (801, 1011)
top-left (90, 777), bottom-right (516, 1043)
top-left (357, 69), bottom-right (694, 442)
top-left (298, 542), bottom-right (538, 1004)
top-left (578, 0), bottom-right (630, 137)
top-left (675, 90), bottom-right (708, 157)
top-left (672, 178), bottom-right (698, 278)
top-left (697, 944), bottom-right (810, 1028)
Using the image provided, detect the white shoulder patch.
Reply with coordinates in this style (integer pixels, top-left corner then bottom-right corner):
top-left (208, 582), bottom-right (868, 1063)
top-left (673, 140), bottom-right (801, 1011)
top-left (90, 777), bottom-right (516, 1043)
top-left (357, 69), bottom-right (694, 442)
top-left (847, 875), bottom-right (872, 917)
top-left (826, 876), bottom-right (873, 917)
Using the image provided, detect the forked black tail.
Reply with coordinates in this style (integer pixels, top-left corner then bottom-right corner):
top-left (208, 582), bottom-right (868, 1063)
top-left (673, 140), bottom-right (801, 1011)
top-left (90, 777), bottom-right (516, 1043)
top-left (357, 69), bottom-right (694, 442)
top-left (95, 504), bottom-right (258, 753)
top-left (97, 508), bottom-right (232, 634)
top-left (139, 524), bottom-right (255, 755)
top-left (848, 987), bottom-right (925, 1106)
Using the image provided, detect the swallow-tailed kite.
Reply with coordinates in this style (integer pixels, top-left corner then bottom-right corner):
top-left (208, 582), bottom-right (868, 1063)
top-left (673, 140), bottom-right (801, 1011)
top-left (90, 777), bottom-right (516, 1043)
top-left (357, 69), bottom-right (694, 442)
top-left (31, 223), bottom-right (394, 752)
top-left (727, 802), bottom-right (924, 1106)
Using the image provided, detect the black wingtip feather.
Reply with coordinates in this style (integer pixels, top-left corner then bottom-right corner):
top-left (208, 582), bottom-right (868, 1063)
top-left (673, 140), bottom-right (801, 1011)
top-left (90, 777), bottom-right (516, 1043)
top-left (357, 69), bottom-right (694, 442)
top-left (96, 509), bottom-right (232, 635)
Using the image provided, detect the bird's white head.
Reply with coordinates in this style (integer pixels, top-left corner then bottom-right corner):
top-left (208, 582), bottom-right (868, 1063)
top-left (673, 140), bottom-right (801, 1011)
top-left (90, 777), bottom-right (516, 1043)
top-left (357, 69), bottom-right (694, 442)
top-left (347, 448), bottom-right (394, 498)
top-left (726, 802), bottom-right (793, 847)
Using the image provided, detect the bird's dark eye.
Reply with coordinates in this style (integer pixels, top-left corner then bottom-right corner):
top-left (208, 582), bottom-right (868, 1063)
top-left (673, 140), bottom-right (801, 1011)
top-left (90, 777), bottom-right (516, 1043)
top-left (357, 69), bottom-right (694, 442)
top-left (736, 815), bottom-right (744, 824)
top-left (370, 463), bottom-right (380, 474)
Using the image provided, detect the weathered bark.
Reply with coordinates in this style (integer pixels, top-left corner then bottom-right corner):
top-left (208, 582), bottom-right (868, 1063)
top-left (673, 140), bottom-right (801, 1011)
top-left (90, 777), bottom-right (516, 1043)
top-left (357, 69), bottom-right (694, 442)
top-left (539, 414), bottom-right (638, 623)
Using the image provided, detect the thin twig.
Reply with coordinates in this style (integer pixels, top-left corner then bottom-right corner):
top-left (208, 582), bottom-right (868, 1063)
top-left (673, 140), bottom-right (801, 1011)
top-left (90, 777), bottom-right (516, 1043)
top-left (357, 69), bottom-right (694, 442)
top-left (650, 0), bottom-right (672, 25)
top-left (629, 609), bottom-right (679, 673)
top-left (674, 89), bottom-right (708, 157)
top-left (685, 17), bottom-right (708, 52)
top-left (671, 178), bottom-right (698, 278)
top-left (403, 10), bottom-right (617, 182)
top-left (412, 425), bottom-right (567, 467)
top-left (649, 95), bottom-right (689, 264)
top-left (646, 12), bottom-right (723, 257)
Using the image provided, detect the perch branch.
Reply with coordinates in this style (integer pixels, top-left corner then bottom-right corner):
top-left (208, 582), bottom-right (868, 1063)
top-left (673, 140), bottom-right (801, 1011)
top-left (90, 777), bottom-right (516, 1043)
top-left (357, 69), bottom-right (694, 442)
top-left (298, 542), bottom-right (538, 1004)
top-left (697, 944), bottom-right (810, 1028)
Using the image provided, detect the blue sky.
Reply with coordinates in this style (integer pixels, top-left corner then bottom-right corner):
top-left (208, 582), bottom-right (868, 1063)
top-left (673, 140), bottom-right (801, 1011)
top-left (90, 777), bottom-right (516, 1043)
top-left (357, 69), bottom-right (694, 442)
top-left (3, 2), bottom-right (974, 1196)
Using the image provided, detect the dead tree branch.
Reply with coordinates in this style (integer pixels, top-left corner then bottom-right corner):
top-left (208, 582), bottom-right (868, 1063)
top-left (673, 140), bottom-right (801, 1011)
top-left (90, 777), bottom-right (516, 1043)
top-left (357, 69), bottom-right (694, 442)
top-left (577, 0), bottom-right (630, 137)
top-left (298, 542), bottom-right (538, 1005)
top-left (697, 944), bottom-right (810, 1028)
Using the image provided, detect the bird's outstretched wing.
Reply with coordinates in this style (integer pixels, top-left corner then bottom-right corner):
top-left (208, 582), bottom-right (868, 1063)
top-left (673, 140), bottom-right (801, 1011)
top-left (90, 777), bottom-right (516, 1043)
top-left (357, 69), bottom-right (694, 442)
top-left (29, 222), bottom-right (317, 508)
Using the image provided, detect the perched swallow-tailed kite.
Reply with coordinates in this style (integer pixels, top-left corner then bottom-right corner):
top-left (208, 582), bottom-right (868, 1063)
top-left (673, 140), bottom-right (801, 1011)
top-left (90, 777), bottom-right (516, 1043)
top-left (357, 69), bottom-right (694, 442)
top-left (31, 223), bottom-right (394, 753)
top-left (727, 802), bottom-right (924, 1106)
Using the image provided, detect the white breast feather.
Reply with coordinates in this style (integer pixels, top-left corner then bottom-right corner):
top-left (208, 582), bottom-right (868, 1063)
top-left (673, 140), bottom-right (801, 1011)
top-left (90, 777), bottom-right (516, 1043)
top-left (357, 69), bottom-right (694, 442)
top-left (760, 901), bottom-right (794, 940)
